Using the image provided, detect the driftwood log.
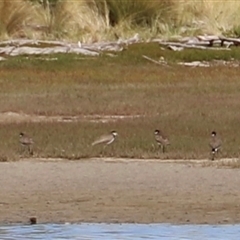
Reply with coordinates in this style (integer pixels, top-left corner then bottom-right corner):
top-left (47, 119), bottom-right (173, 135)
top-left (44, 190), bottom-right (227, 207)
top-left (0, 35), bottom-right (240, 58)
top-left (0, 46), bottom-right (99, 56)
top-left (0, 34), bottom-right (140, 57)
top-left (152, 35), bottom-right (240, 50)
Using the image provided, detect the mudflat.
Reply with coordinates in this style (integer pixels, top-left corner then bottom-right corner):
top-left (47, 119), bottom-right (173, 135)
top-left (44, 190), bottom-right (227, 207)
top-left (0, 159), bottom-right (240, 225)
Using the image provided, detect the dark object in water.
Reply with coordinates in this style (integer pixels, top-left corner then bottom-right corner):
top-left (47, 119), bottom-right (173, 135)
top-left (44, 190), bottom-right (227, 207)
top-left (29, 217), bottom-right (37, 225)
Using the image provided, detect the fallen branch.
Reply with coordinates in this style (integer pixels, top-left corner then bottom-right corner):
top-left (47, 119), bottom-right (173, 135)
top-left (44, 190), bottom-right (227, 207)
top-left (178, 61), bottom-right (209, 67)
top-left (142, 55), bottom-right (169, 67)
top-left (159, 41), bottom-right (231, 51)
top-left (219, 36), bottom-right (240, 46)
top-left (142, 55), bottom-right (162, 65)
top-left (0, 46), bottom-right (99, 56)
top-left (0, 34), bottom-right (141, 57)
top-left (152, 35), bottom-right (235, 49)
top-left (0, 39), bottom-right (68, 47)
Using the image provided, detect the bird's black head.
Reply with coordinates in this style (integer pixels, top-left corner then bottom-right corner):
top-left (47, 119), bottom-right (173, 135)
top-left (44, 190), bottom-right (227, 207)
top-left (19, 132), bottom-right (24, 137)
top-left (154, 130), bottom-right (160, 135)
top-left (211, 131), bottom-right (217, 136)
top-left (111, 130), bottom-right (118, 136)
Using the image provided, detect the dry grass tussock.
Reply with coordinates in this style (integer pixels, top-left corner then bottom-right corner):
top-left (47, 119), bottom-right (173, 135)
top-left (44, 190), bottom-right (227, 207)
top-left (176, 0), bottom-right (240, 36)
top-left (1, 0), bottom-right (240, 41)
top-left (0, 0), bottom-right (36, 39)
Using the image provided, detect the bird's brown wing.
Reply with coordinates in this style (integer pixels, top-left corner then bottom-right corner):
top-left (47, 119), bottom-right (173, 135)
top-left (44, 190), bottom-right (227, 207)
top-left (155, 134), bottom-right (170, 145)
top-left (20, 136), bottom-right (34, 145)
top-left (92, 134), bottom-right (112, 146)
top-left (209, 137), bottom-right (221, 150)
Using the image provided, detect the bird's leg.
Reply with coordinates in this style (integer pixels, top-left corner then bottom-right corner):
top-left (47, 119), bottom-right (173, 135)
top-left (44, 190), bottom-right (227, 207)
top-left (19, 144), bottom-right (23, 154)
top-left (162, 145), bottom-right (165, 153)
top-left (103, 144), bottom-right (108, 155)
top-left (20, 144), bottom-right (26, 155)
top-left (28, 145), bottom-right (30, 154)
top-left (99, 149), bottom-right (103, 157)
top-left (159, 144), bottom-right (163, 153)
top-left (100, 145), bottom-right (107, 157)
top-left (29, 145), bottom-right (34, 156)
top-left (211, 149), bottom-right (215, 161)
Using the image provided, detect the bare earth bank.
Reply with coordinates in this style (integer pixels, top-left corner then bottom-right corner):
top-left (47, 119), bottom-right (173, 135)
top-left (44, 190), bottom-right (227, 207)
top-left (0, 159), bottom-right (240, 225)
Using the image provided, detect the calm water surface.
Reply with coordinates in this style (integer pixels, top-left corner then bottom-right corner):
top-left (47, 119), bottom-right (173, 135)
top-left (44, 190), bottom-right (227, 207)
top-left (0, 223), bottom-right (240, 240)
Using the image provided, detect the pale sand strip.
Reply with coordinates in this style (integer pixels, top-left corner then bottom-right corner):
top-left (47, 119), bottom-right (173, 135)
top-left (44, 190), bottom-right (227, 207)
top-left (0, 159), bottom-right (240, 225)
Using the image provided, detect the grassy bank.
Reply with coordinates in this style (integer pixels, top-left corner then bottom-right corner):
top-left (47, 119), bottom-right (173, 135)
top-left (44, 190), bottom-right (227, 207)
top-left (0, 43), bottom-right (240, 160)
top-left (0, 118), bottom-right (238, 161)
top-left (1, 0), bottom-right (240, 42)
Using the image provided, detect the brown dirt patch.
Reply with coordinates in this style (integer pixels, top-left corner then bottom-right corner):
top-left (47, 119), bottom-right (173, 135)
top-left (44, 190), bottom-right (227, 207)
top-left (0, 159), bottom-right (240, 224)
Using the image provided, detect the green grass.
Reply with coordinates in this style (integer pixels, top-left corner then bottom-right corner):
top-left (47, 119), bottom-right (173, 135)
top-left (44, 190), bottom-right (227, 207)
top-left (2, 43), bottom-right (240, 70)
top-left (0, 115), bottom-right (239, 161)
top-left (0, 44), bottom-right (240, 160)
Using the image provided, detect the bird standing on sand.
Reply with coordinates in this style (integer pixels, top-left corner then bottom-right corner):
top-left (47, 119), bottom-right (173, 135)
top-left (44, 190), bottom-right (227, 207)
top-left (154, 129), bottom-right (170, 153)
top-left (19, 132), bottom-right (34, 155)
top-left (209, 131), bottom-right (221, 160)
top-left (92, 131), bottom-right (118, 147)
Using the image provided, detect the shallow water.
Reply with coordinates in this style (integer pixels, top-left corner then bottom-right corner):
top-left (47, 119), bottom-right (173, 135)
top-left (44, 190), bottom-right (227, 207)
top-left (0, 223), bottom-right (240, 240)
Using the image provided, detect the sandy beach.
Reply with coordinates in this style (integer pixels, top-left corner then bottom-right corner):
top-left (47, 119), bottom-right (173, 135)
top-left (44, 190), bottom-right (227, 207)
top-left (0, 159), bottom-right (240, 225)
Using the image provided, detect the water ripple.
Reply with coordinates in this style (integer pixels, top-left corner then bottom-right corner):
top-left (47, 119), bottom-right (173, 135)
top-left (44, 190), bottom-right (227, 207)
top-left (0, 223), bottom-right (240, 240)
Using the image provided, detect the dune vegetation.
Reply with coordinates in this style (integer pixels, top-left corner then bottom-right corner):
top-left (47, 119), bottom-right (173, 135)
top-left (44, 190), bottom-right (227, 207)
top-left (0, 0), bottom-right (240, 42)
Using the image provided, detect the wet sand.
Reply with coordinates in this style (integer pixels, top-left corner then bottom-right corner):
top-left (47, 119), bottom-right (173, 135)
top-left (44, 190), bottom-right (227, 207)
top-left (0, 159), bottom-right (240, 225)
